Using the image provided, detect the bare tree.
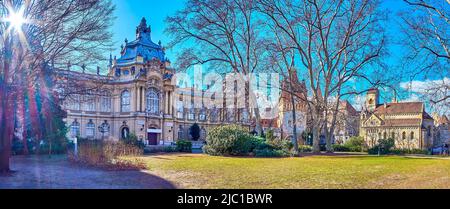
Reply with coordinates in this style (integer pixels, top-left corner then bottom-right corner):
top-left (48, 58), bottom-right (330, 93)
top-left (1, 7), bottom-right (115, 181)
top-left (400, 0), bottom-right (449, 109)
top-left (258, 0), bottom-right (387, 152)
top-left (0, 0), bottom-right (114, 172)
top-left (166, 0), bottom-right (268, 135)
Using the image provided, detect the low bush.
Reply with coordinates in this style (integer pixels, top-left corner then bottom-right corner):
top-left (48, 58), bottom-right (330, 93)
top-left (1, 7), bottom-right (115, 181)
top-left (255, 148), bottom-right (289, 157)
top-left (332, 144), bottom-right (350, 152)
top-left (368, 138), bottom-right (395, 155)
top-left (298, 145), bottom-right (313, 153)
top-left (176, 140), bottom-right (192, 153)
top-left (203, 125), bottom-right (257, 156)
top-left (69, 140), bottom-right (145, 170)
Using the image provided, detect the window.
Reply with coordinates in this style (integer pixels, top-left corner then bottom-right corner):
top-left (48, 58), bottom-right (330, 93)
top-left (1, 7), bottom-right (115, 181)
top-left (123, 70), bottom-right (130, 75)
top-left (210, 107), bottom-right (218, 122)
top-left (83, 95), bottom-right (96, 111)
top-left (391, 132), bottom-right (395, 139)
top-left (70, 120), bottom-right (80, 137)
top-left (383, 132), bottom-right (387, 139)
top-left (99, 120), bottom-right (110, 137)
top-left (86, 120), bottom-right (95, 138)
top-left (188, 109), bottom-right (195, 120)
top-left (121, 90), bottom-right (131, 112)
top-left (100, 91), bottom-right (112, 112)
top-left (146, 88), bottom-right (159, 115)
top-left (199, 108), bottom-right (207, 121)
top-left (427, 126), bottom-right (431, 137)
top-left (69, 94), bottom-right (81, 111)
top-left (200, 127), bottom-right (207, 141)
top-left (178, 126), bottom-right (184, 140)
top-left (402, 132), bottom-right (406, 140)
top-left (410, 132), bottom-right (414, 140)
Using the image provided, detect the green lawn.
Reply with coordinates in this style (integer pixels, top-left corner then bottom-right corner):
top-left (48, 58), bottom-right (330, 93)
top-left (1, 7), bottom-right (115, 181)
top-left (127, 153), bottom-right (450, 189)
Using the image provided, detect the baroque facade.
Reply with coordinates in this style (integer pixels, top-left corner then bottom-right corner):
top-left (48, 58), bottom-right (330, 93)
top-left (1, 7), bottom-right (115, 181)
top-left (359, 88), bottom-right (435, 150)
top-left (58, 18), bottom-right (251, 145)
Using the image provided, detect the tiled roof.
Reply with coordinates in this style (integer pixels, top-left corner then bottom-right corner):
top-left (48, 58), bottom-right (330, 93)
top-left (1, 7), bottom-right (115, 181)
top-left (374, 102), bottom-right (424, 114)
top-left (382, 119), bottom-right (422, 127)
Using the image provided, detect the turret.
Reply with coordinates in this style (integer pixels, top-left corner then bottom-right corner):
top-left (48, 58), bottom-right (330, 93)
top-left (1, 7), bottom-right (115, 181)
top-left (366, 88), bottom-right (379, 112)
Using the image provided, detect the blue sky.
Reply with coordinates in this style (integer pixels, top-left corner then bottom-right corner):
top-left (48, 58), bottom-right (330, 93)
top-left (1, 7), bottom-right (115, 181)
top-left (111, 0), bottom-right (406, 63)
top-left (110, 0), bottom-right (445, 112)
top-left (111, 0), bottom-right (185, 60)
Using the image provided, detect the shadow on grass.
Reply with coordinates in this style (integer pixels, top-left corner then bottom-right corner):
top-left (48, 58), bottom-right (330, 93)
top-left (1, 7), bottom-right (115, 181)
top-left (0, 155), bottom-right (177, 189)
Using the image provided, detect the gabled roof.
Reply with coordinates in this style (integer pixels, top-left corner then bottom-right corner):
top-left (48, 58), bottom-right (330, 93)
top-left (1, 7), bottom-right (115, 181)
top-left (374, 102), bottom-right (424, 114)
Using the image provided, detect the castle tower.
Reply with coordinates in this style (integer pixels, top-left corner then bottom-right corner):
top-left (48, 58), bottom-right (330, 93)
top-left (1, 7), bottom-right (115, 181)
top-left (366, 88), bottom-right (379, 112)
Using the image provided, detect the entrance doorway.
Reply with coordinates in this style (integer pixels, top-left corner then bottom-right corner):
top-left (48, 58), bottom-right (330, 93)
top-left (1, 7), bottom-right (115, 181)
top-left (148, 133), bottom-right (158, 145)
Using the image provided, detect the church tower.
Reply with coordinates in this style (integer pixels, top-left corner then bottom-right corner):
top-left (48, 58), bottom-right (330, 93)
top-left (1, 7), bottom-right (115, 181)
top-left (366, 88), bottom-right (379, 112)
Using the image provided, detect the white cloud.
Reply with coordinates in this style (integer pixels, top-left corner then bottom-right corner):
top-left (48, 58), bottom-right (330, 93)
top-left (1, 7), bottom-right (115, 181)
top-left (400, 77), bottom-right (449, 94)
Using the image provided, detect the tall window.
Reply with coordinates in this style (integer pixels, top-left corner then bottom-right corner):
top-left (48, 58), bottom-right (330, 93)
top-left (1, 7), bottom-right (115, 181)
top-left (100, 91), bottom-right (112, 112)
top-left (86, 120), bottom-right (95, 138)
top-left (68, 94), bottom-right (81, 111)
top-left (199, 108), bottom-right (207, 121)
top-left (200, 127), bottom-right (207, 141)
top-left (391, 132), bottom-right (395, 139)
top-left (70, 120), bottom-right (80, 137)
top-left (383, 132), bottom-right (387, 139)
top-left (83, 95), bottom-right (96, 111)
top-left (410, 132), bottom-right (414, 140)
top-left (146, 88), bottom-right (160, 114)
top-left (178, 126), bottom-right (184, 140)
top-left (121, 90), bottom-right (131, 112)
top-left (402, 132), bottom-right (406, 140)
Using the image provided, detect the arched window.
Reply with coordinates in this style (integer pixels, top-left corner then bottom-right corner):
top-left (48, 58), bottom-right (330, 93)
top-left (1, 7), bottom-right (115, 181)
top-left (86, 120), bottom-right (95, 138)
top-left (121, 90), bottom-right (131, 112)
top-left (70, 120), bottom-right (80, 137)
top-left (410, 132), bottom-right (414, 140)
top-left (383, 132), bottom-right (387, 139)
top-left (146, 88), bottom-right (159, 114)
top-left (391, 132), bottom-right (395, 139)
top-left (427, 126), bottom-right (432, 137)
top-left (402, 132), bottom-right (406, 140)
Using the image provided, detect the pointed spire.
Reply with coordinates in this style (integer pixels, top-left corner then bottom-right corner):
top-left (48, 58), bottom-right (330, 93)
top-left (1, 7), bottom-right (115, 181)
top-left (81, 64), bottom-right (86, 74)
top-left (109, 53), bottom-right (112, 66)
top-left (97, 66), bottom-right (100, 75)
top-left (136, 17), bottom-right (151, 39)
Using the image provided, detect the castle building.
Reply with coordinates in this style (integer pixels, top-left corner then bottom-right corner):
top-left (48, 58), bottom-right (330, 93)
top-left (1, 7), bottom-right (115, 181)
top-left (277, 69), bottom-right (308, 143)
top-left (332, 101), bottom-right (360, 144)
top-left (359, 88), bottom-right (435, 150)
top-left (58, 18), bottom-right (251, 145)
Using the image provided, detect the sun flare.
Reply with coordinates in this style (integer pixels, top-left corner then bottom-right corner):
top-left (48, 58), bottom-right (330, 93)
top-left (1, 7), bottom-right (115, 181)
top-left (5, 7), bottom-right (26, 31)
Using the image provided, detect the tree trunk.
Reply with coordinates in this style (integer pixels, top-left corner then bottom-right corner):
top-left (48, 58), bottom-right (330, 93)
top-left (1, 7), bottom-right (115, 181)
top-left (0, 93), bottom-right (14, 173)
top-left (290, 92), bottom-right (299, 155)
top-left (311, 107), bottom-right (321, 153)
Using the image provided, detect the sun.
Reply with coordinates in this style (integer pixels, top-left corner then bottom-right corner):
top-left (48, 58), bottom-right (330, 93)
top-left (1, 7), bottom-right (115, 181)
top-left (4, 7), bottom-right (26, 32)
